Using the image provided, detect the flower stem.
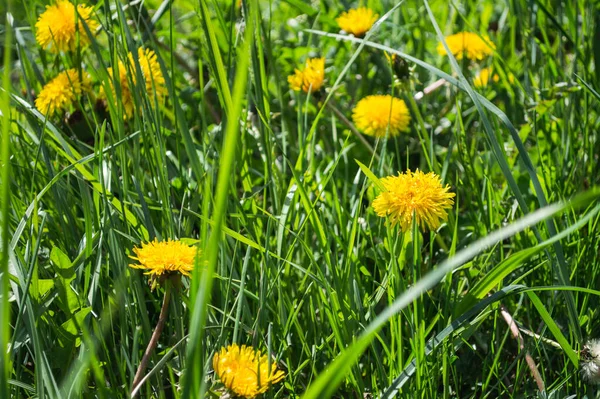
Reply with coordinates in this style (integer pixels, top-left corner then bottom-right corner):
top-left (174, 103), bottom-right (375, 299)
top-left (326, 101), bottom-right (376, 156)
top-left (131, 285), bottom-right (172, 396)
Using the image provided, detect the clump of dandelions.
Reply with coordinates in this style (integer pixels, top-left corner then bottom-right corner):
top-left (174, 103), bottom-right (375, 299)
top-left (581, 339), bottom-right (600, 384)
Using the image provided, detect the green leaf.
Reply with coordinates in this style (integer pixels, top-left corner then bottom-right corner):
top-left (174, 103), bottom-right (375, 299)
top-left (527, 292), bottom-right (578, 367)
top-left (59, 307), bottom-right (92, 348)
top-left (37, 279), bottom-right (55, 298)
top-left (50, 247), bottom-right (74, 282)
top-left (356, 159), bottom-right (385, 192)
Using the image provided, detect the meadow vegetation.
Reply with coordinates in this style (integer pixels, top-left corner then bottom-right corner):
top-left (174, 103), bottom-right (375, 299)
top-left (2, 0), bottom-right (600, 397)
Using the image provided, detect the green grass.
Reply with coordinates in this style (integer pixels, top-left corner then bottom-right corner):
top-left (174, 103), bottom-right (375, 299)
top-left (3, 0), bottom-right (600, 397)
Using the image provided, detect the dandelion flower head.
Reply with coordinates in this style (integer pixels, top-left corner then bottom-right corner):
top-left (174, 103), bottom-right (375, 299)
top-left (130, 239), bottom-right (199, 282)
top-left (35, 69), bottom-right (91, 115)
top-left (104, 48), bottom-right (166, 119)
top-left (352, 95), bottom-right (411, 137)
top-left (473, 67), bottom-right (514, 88)
top-left (336, 7), bottom-right (378, 37)
top-left (581, 339), bottom-right (600, 384)
top-left (436, 32), bottom-right (495, 61)
top-left (288, 57), bottom-right (325, 93)
top-left (473, 67), bottom-right (498, 88)
top-left (213, 344), bottom-right (285, 399)
top-left (35, 0), bottom-right (98, 53)
top-left (372, 170), bottom-right (455, 232)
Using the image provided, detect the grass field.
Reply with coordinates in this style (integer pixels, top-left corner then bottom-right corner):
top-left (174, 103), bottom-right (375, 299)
top-left (2, 0), bottom-right (600, 397)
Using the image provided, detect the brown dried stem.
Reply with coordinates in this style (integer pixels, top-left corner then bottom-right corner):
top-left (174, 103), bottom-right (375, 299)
top-left (131, 285), bottom-right (172, 396)
top-left (499, 302), bottom-right (545, 393)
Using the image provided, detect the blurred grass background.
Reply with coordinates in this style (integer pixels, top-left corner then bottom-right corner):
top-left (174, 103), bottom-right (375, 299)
top-left (3, 0), bottom-right (600, 397)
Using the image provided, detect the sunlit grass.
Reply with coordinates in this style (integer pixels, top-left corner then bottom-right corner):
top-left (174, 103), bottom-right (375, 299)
top-left (3, 0), bottom-right (600, 398)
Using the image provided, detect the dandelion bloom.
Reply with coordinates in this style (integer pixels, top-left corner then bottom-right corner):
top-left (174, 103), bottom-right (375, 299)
top-left (336, 7), bottom-right (378, 37)
top-left (213, 344), bottom-right (285, 398)
top-left (35, 0), bottom-right (98, 53)
top-left (436, 32), bottom-right (495, 61)
top-left (287, 58), bottom-right (325, 93)
top-left (352, 95), bottom-right (411, 137)
top-left (473, 67), bottom-right (514, 88)
top-left (35, 69), bottom-right (91, 115)
top-left (105, 48), bottom-right (167, 119)
top-left (473, 67), bottom-right (498, 88)
top-left (130, 239), bottom-right (199, 282)
top-left (372, 170), bottom-right (455, 232)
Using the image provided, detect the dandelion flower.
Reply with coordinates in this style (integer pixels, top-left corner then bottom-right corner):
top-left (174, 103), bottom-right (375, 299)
top-left (473, 67), bottom-right (514, 88)
top-left (352, 95), bottom-right (411, 137)
top-left (581, 339), bottom-right (600, 384)
top-left (35, 69), bottom-right (91, 115)
top-left (213, 344), bottom-right (285, 398)
top-left (436, 32), bottom-right (495, 61)
top-left (336, 7), bottom-right (378, 37)
top-left (35, 0), bottom-right (98, 53)
top-left (288, 58), bottom-right (325, 93)
top-left (372, 170), bottom-right (455, 232)
top-left (104, 48), bottom-right (167, 119)
top-left (473, 66), bottom-right (498, 88)
top-left (105, 60), bottom-right (134, 118)
top-left (130, 239), bottom-right (199, 287)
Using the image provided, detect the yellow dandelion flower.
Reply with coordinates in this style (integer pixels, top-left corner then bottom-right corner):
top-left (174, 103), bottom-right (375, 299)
top-left (35, 69), bottom-right (91, 115)
top-left (352, 95), bottom-right (411, 137)
top-left (473, 67), bottom-right (515, 88)
top-left (129, 239), bottom-right (199, 281)
top-left (372, 170), bottom-right (455, 232)
top-left (287, 57), bottom-right (325, 93)
top-left (128, 48), bottom-right (167, 99)
top-left (473, 66), bottom-right (498, 88)
top-left (336, 7), bottom-right (378, 37)
top-left (105, 60), bottom-right (134, 119)
top-left (104, 48), bottom-right (167, 119)
top-left (35, 0), bottom-right (98, 53)
top-left (436, 32), bottom-right (495, 61)
top-left (213, 344), bottom-right (285, 399)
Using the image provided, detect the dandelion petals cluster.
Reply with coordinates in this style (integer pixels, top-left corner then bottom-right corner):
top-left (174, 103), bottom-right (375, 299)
top-left (436, 32), bottom-right (495, 61)
top-left (35, 69), bottom-right (91, 115)
top-left (336, 7), bottom-right (378, 37)
top-left (473, 66), bottom-right (498, 88)
top-left (352, 95), bottom-right (411, 138)
top-left (288, 57), bottom-right (325, 94)
top-left (213, 344), bottom-right (285, 399)
top-left (35, 0), bottom-right (98, 53)
top-left (128, 48), bottom-right (167, 99)
top-left (372, 170), bottom-right (455, 232)
top-left (105, 48), bottom-right (166, 119)
top-left (129, 239), bottom-right (199, 279)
